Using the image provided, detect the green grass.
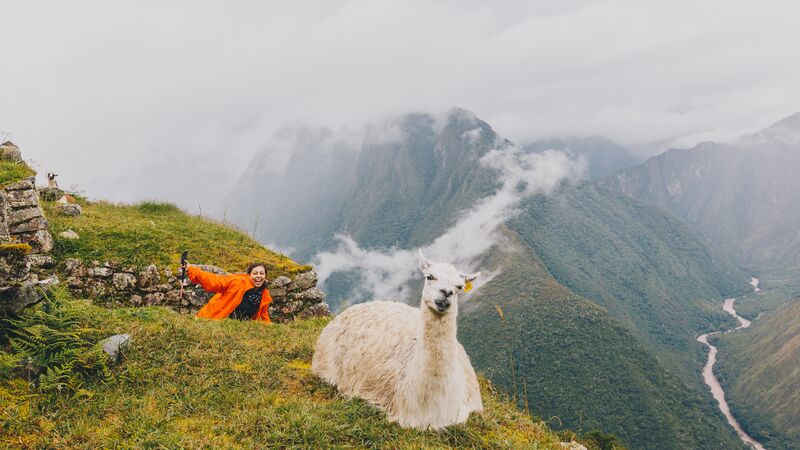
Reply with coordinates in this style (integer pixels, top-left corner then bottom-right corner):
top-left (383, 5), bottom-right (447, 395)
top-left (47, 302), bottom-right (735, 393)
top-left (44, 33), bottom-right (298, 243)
top-left (1, 298), bottom-right (565, 449)
top-left (0, 160), bottom-right (35, 187)
top-left (42, 200), bottom-right (309, 278)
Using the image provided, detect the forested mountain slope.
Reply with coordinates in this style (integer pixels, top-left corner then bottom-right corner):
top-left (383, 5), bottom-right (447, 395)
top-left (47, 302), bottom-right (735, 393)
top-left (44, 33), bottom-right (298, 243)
top-left (714, 299), bottom-right (800, 450)
top-left (460, 228), bottom-right (744, 449)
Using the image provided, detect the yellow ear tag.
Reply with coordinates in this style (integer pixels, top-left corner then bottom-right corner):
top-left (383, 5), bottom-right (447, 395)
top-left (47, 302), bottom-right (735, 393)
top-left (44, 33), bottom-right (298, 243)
top-left (464, 280), bottom-right (473, 292)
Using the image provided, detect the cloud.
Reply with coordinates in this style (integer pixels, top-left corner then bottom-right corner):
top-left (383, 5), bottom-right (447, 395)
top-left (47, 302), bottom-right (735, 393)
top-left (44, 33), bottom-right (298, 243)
top-left (1, 1), bottom-right (799, 212)
top-left (313, 146), bottom-right (586, 306)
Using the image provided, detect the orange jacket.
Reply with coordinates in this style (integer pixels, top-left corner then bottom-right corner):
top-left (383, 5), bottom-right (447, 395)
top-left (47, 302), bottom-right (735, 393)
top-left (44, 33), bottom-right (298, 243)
top-left (188, 266), bottom-right (272, 323)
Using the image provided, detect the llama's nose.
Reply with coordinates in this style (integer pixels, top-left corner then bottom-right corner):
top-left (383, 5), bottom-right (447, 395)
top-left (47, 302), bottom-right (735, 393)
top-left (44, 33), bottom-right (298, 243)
top-left (440, 289), bottom-right (454, 298)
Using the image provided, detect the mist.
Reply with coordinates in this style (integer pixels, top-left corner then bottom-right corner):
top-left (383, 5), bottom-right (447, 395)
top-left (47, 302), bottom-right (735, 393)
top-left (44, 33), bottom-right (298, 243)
top-left (2, 1), bottom-right (800, 212)
top-left (313, 146), bottom-right (586, 305)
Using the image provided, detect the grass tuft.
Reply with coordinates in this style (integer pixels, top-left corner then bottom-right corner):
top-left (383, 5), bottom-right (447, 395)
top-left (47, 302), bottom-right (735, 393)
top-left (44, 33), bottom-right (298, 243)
top-left (0, 160), bottom-right (35, 187)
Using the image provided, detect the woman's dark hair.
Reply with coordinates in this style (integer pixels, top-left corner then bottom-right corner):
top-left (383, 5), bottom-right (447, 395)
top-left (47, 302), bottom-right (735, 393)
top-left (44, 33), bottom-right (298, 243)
top-left (246, 262), bottom-right (267, 274)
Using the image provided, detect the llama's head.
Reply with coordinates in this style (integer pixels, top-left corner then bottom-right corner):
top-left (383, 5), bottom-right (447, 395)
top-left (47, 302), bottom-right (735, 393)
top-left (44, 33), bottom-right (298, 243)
top-left (418, 250), bottom-right (479, 315)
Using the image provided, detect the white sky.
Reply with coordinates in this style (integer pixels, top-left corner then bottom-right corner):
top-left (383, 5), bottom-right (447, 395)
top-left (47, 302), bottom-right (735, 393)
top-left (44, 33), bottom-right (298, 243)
top-left (2, 0), bottom-right (799, 212)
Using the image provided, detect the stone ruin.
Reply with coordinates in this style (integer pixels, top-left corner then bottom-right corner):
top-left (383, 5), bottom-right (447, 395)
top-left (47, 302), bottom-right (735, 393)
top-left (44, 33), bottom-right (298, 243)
top-left (0, 141), bottom-right (330, 322)
top-left (0, 143), bottom-right (58, 315)
top-left (60, 259), bottom-right (330, 323)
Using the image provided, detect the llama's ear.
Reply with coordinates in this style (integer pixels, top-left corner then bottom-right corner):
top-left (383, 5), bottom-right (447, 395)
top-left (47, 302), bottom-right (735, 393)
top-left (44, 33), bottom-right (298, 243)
top-left (461, 272), bottom-right (480, 282)
top-left (418, 250), bottom-right (433, 271)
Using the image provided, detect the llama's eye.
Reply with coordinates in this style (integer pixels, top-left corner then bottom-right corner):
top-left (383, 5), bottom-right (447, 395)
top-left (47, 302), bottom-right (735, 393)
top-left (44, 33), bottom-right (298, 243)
top-left (456, 285), bottom-right (464, 291)
top-left (425, 274), bottom-right (436, 281)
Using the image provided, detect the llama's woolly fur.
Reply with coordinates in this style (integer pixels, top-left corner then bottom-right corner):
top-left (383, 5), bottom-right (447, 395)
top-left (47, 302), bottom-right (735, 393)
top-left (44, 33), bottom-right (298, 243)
top-left (311, 257), bottom-right (482, 430)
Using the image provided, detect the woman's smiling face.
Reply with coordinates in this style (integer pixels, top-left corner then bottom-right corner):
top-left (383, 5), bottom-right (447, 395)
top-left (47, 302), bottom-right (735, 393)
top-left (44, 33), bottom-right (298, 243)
top-left (248, 265), bottom-right (266, 287)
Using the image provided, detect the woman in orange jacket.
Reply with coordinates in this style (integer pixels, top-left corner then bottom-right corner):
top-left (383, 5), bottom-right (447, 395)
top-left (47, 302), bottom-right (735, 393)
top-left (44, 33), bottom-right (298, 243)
top-left (186, 262), bottom-right (273, 323)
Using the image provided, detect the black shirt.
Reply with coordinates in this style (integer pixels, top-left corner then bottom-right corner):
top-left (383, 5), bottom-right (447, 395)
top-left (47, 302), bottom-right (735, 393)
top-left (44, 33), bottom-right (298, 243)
top-left (229, 285), bottom-right (265, 320)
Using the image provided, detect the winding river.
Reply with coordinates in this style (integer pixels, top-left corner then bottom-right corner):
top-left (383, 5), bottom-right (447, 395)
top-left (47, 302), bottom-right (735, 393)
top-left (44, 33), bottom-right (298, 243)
top-left (697, 282), bottom-right (766, 450)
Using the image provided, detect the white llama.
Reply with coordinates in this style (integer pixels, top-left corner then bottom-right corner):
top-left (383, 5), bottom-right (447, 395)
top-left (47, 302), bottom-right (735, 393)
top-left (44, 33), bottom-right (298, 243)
top-left (311, 251), bottom-right (483, 430)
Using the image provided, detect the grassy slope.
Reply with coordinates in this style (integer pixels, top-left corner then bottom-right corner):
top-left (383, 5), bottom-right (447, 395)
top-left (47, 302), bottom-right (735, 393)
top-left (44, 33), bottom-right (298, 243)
top-left (460, 228), bottom-right (745, 450)
top-left (1, 299), bottom-right (564, 449)
top-left (0, 160), bottom-right (35, 188)
top-left (42, 200), bottom-right (308, 278)
top-left (714, 299), bottom-right (800, 450)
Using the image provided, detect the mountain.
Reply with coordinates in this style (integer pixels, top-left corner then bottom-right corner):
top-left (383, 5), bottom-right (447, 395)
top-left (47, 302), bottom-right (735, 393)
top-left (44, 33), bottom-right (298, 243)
top-left (604, 112), bottom-right (800, 273)
top-left (602, 112), bottom-right (800, 449)
top-left (227, 108), bottom-right (749, 448)
top-left (714, 299), bottom-right (800, 450)
top-left (226, 110), bottom-right (499, 262)
top-left (506, 183), bottom-right (746, 384)
top-left (524, 136), bottom-right (640, 180)
top-left (460, 228), bottom-right (744, 449)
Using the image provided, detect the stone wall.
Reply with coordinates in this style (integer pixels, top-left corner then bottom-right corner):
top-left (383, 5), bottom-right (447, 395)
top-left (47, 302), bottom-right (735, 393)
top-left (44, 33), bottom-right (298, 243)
top-left (60, 259), bottom-right (330, 323)
top-left (0, 176), bottom-right (54, 256)
top-left (0, 166), bottom-right (58, 315)
top-left (0, 244), bottom-right (58, 315)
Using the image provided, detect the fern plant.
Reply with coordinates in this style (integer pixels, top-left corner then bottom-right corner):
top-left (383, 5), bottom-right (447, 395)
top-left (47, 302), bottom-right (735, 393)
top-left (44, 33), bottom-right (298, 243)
top-left (0, 287), bottom-right (113, 396)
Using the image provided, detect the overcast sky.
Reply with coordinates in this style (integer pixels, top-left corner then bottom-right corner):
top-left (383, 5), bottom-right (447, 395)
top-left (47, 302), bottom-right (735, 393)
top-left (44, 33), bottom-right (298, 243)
top-left (2, 0), bottom-right (799, 212)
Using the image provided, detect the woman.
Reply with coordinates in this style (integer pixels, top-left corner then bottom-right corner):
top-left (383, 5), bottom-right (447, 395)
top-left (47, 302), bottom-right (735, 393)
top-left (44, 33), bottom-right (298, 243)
top-left (185, 261), bottom-right (273, 323)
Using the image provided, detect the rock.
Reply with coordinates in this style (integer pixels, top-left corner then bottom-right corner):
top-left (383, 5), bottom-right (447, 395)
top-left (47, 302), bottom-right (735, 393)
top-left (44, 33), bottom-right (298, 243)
top-left (289, 271), bottom-right (317, 292)
top-left (0, 203), bottom-right (9, 242)
top-left (4, 177), bottom-right (35, 191)
top-left (36, 230), bottom-right (54, 253)
top-left (129, 295), bottom-right (143, 306)
top-left (137, 264), bottom-right (160, 289)
top-left (28, 254), bottom-right (55, 269)
top-left (19, 229), bottom-right (54, 253)
top-left (186, 289), bottom-right (206, 306)
top-left (0, 141), bottom-right (22, 162)
top-left (280, 300), bottom-right (304, 315)
top-left (0, 245), bottom-right (30, 279)
top-left (7, 207), bottom-right (42, 225)
top-left (268, 287), bottom-right (287, 298)
top-left (63, 258), bottom-right (85, 276)
top-left (0, 276), bottom-right (59, 316)
top-left (154, 283), bottom-right (172, 292)
top-left (271, 276), bottom-right (292, 288)
top-left (163, 267), bottom-right (173, 278)
top-left (65, 276), bottom-right (84, 289)
top-left (87, 280), bottom-right (111, 298)
top-left (289, 287), bottom-right (325, 304)
top-left (9, 216), bottom-right (48, 234)
top-left (297, 302), bottom-right (330, 320)
top-left (37, 187), bottom-right (64, 202)
top-left (59, 229), bottom-right (80, 240)
top-left (164, 289), bottom-right (182, 304)
top-left (143, 292), bottom-right (165, 305)
top-left (88, 266), bottom-right (113, 277)
top-left (100, 334), bottom-right (130, 361)
top-left (58, 203), bottom-right (82, 216)
top-left (6, 189), bottom-right (39, 209)
top-left (102, 261), bottom-right (120, 270)
top-left (112, 273), bottom-right (136, 291)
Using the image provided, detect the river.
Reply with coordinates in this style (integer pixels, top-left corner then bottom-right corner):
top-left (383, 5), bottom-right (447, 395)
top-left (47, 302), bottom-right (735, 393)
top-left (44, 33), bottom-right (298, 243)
top-left (697, 281), bottom-right (766, 450)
